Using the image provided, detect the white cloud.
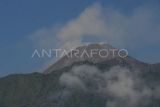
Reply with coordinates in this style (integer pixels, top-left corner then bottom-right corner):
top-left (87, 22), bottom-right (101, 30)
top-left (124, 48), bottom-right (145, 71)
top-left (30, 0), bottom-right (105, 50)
top-left (104, 66), bottom-right (152, 107)
top-left (59, 72), bottom-right (86, 91)
top-left (59, 65), bottom-right (159, 107)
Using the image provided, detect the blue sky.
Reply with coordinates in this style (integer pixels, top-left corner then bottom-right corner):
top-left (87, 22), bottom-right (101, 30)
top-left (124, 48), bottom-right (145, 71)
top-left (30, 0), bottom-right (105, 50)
top-left (0, 0), bottom-right (160, 77)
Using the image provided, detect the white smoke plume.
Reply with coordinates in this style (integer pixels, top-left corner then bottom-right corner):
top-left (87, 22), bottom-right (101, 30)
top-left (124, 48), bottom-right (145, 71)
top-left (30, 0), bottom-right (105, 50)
top-left (31, 3), bottom-right (160, 50)
top-left (30, 3), bottom-right (160, 69)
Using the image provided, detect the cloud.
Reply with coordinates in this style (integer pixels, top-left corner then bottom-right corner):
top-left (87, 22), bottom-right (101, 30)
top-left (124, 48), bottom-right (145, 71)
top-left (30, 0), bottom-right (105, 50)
top-left (59, 72), bottom-right (86, 91)
top-left (30, 3), bottom-right (160, 50)
top-left (60, 65), bottom-right (103, 91)
top-left (103, 66), bottom-right (152, 107)
top-left (59, 65), bottom-right (160, 107)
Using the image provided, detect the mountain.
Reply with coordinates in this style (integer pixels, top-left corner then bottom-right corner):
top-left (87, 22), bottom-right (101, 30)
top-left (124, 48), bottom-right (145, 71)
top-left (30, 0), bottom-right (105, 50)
top-left (44, 43), bottom-right (148, 74)
top-left (0, 43), bottom-right (160, 107)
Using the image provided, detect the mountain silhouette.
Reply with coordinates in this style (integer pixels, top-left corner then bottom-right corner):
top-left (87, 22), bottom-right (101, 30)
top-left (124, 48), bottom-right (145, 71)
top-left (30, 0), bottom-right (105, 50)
top-left (0, 43), bottom-right (159, 107)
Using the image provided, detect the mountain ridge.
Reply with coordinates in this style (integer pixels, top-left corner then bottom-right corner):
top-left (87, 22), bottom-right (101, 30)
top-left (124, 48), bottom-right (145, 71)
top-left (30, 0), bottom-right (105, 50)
top-left (44, 43), bottom-right (148, 74)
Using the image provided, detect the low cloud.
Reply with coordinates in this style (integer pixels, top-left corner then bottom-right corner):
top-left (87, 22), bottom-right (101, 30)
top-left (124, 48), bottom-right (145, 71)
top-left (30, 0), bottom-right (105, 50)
top-left (59, 65), bottom-right (160, 107)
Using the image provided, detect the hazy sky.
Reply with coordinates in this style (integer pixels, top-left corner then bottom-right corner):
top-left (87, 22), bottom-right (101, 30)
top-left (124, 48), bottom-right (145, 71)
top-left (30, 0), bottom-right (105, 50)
top-left (0, 0), bottom-right (160, 76)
